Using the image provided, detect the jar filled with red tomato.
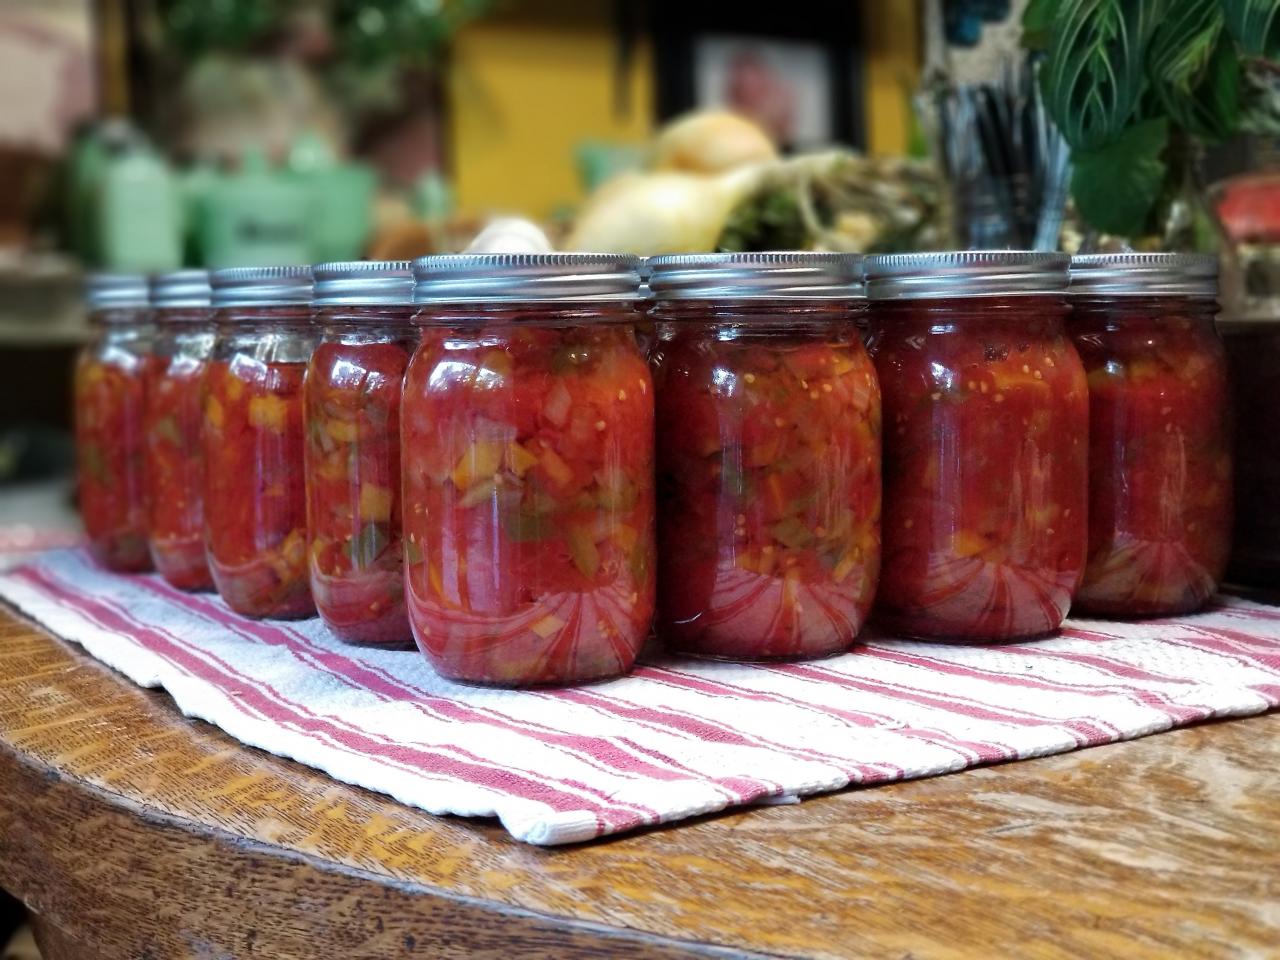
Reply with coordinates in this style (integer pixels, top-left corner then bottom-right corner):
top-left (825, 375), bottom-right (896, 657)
top-left (206, 266), bottom-right (317, 619)
top-left (145, 270), bottom-right (214, 590)
top-left (1068, 254), bottom-right (1231, 616)
top-left (306, 261), bottom-right (415, 646)
top-left (866, 251), bottom-right (1088, 642)
top-left (76, 273), bottom-right (156, 571)
top-left (648, 253), bottom-right (879, 660)
top-left (1220, 315), bottom-right (1280, 588)
top-left (405, 254), bottom-right (654, 686)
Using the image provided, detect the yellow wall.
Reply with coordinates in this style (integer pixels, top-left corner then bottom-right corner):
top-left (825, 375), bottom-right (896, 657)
top-left (862, 1), bottom-right (922, 156)
top-left (448, 2), bottom-right (654, 221)
top-left (448, 1), bottom-right (920, 220)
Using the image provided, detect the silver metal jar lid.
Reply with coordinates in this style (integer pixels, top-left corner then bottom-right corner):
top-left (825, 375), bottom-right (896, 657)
top-left (151, 269), bottom-right (211, 310)
top-left (647, 252), bottom-right (863, 300)
top-left (864, 250), bottom-right (1069, 300)
top-left (313, 260), bottom-right (414, 306)
top-left (85, 272), bottom-right (149, 312)
top-left (1069, 253), bottom-right (1218, 297)
top-left (413, 253), bottom-right (641, 303)
top-left (211, 265), bottom-right (313, 308)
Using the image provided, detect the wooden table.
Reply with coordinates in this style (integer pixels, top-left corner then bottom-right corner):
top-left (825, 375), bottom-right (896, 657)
top-left (1, 607), bottom-right (1277, 959)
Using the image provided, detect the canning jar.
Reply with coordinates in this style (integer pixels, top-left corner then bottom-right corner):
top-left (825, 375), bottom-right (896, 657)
top-left (305, 261), bottom-right (415, 645)
top-left (1221, 315), bottom-right (1280, 587)
top-left (405, 254), bottom-right (654, 686)
top-left (648, 253), bottom-right (879, 659)
top-left (865, 251), bottom-right (1088, 642)
top-left (205, 266), bottom-right (317, 618)
top-left (1069, 254), bottom-right (1231, 616)
top-left (75, 273), bottom-right (155, 571)
top-left (144, 270), bottom-right (214, 590)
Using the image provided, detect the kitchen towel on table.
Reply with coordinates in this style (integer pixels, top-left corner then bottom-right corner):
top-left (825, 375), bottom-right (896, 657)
top-left (2, 548), bottom-right (1278, 845)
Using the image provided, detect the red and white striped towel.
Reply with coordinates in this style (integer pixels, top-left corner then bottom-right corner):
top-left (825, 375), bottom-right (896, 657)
top-left (2, 548), bottom-right (1278, 845)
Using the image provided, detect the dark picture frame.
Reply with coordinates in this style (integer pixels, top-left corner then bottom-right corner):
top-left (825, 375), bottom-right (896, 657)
top-left (648, 0), bottom-right (866, 151)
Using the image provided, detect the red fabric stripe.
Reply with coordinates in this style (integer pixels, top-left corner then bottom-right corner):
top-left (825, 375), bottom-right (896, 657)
top-left (862, 646), bottom-right (1204, 728)
top-left (21, 564), bottom-right (620, 825)
top-left (135, 575), bottom-right (709, 813)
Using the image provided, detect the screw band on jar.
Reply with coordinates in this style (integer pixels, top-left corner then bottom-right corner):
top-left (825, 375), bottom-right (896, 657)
top-left (865, 251), bottom-right (1087, 642)
top-left (145, 269), bottom-right (215, 590)
top-left (1068, 253), bottom-right (1231, 616)
top-left (647, 251), bottom-right (863, 301)
top-left (306, 261), bottom-right (416, 646)
top-left (76, 273), bottom-right (155, 572)
top-left (404, 255), bottom-right (654, 685)
top-left (413, 252), bottom-right (643, 304)
top-left (1069, 252), bottom-right (1218, 297)
top-left (648, 252), bottom-right (879, 660)
top-left (204, 265), bottom-right (317, 619)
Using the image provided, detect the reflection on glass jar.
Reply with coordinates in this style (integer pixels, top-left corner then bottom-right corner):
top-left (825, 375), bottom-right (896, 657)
top-left (866, 252), bottom-right (1088, 642)
top-left (1069, 254), bottom-right (1231, 616)
top-left (145, 270), bottom-right (215, 590)
top-left (205, 266), bottom-right (317, 619)
top-left (648, 253), bottom-right (878, 660)
top-left (305, 262), bottom-right (415, 646)
top-left (404, 254), bottom-right (654, 686)
top-left (75, 273), bottom-right (156, 572)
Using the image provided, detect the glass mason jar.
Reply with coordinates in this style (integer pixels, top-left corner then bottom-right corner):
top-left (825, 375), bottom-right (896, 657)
top-left (75, 273), bottom-right (156, 572)
top-left (205, 266), bottom-right (317, 619)
top-left (305, 261), bottom-right (415, 646)
top-left (648, 253), bottom-right (879, 660)
top-left (1069, 254), bottom-right (1231, 616)
top-left (865, 251), bottom-right (1088, 642)
top-left (404, 254), bottom-right (655, 686)
top-left (145, 270), bottom-right (215, 590)
top-left (1220, 315), bottom-right (1280, 588)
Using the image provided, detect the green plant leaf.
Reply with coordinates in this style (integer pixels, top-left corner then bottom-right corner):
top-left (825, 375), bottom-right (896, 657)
top-left (1147, 0), bottom-right (1240, 141)
top-left (1070, 118), bottom-right (1170, 236)
top-left (1022, 0), bottom-right (1059, 50)
top-left (1039, 0), bottom-right (1165, 151)
top-left (1220, 0), bottom-right (1280, 58)
top-left (1239, 57), bottom-right (1280, 135)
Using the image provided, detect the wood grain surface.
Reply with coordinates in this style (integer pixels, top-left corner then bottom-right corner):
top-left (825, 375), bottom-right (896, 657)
top-left (0, 606), bottom-right (1277, 959)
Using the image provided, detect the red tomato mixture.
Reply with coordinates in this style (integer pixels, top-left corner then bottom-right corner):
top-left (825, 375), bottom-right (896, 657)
top-left (402, 313), bottom-right (655, 685)
top-left (203, 357), bottom-right (314, 618)
top-left (1223, 319), bottom-right (1280, 587)
top-left (306, 335), bottom-right (413, 644)
top-left (1071, 299), bottom-right (1231, 616)
top-left (75, 338), bottom-right (155, 572)
top-left (652, 315), bottom-right (881, 659)
top-left (871, 298), bottom-right (1088, 641)
top-left (145, 327), bottom-right (213, 590)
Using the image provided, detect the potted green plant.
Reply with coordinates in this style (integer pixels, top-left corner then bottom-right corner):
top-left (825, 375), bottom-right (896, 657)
top-left (1025, 0), bottom-right (1280, 250)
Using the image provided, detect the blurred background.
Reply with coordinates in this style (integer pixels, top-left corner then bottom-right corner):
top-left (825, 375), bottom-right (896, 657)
top-left (0, 0), bottom-right (1277, 567)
